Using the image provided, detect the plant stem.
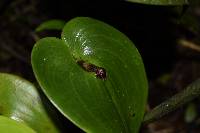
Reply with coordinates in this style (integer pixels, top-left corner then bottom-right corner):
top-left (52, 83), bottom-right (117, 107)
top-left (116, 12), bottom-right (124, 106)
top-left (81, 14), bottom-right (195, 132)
top-left (178, 39), bottom-right (200, 52)
top-left (143, 78), bottom-right (200, 124)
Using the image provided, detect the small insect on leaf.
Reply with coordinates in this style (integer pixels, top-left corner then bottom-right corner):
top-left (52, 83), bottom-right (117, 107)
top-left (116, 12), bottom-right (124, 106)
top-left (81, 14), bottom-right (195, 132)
top-left (95, 68), bottom-right (106, 80)
top-left (77, 60), bottom-right (106, 80)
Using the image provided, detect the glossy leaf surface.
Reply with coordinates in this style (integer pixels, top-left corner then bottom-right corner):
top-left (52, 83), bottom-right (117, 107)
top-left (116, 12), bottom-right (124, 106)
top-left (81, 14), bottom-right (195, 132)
top-left (0, 73), bottom-right (59, 133)
top-left (126, 0), bottom-right (188, 5)
top-left (32, 17), bottom-right (148, 133)
top-left (0, 116), bottom-right (35, 133)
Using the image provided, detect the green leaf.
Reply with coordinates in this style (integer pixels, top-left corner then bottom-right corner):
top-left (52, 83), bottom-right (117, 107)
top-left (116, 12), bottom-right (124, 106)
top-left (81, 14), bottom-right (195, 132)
top-left (126, 0), bottom-right (188, 5)
top-left (0, 116), bottom-right (36, 133)
top-left (36, 19), bottom-right (66, 32)
top-left (0, 73), bottom-right (59, 133)
top-left (32, 17), bottom-right (148, 133)
top-left (184, 103), bottom-right (197, 123)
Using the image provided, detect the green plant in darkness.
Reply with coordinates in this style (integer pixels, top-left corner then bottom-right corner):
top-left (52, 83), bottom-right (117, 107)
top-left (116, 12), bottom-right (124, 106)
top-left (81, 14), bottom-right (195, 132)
top-left (1, 0), bottom-right (200, 133)
top-left (31, 17), bottom-right (148, 133)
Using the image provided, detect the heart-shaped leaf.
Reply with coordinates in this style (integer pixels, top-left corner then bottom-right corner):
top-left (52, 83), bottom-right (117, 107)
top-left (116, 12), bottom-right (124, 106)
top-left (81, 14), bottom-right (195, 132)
top-left (0, 73), bottom-right (59, 133)
top-left (0, 116), bottom-right (36, 133)
top-left (32, 17), bottom-right (148, 133)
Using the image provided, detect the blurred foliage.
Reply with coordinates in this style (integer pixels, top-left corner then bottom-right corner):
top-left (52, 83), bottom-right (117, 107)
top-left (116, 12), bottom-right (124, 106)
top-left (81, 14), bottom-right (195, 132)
top-left (126, 0), bottom-right (188, 5)
top-left (184, 103), bottom-right (197, 123)
top-left (0, 116), bottom-right (36, 133)
top-left (36, 20), bottom-right (65, 32)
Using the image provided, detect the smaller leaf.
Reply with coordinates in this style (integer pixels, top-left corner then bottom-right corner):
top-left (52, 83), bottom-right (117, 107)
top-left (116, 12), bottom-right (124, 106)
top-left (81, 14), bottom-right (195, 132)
top-left (0, 73), bottom-right (59, 133)
top-left (36, 20), bottom-right (66, 32)
top-left (126, 0), bottom-right (188, 5)
top-left (0, 116), bottom-right (36, 133)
